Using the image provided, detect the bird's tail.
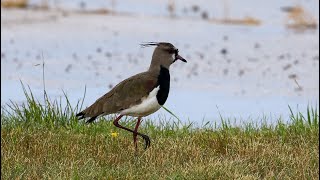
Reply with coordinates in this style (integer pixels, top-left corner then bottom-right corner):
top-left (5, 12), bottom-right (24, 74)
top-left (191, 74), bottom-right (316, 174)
top-left (76, 111), bottom-right (98, 123)
top-left (76, 111), bottom-right (85, 120)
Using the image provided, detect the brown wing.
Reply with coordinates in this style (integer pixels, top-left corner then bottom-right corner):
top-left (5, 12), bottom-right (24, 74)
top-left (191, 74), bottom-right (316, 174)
top-left (77, 71), bottom-right (158, 120)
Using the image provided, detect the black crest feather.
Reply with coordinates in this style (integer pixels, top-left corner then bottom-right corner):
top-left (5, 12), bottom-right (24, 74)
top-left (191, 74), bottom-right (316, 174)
top-left (140, 42), bottom-right (160, 48)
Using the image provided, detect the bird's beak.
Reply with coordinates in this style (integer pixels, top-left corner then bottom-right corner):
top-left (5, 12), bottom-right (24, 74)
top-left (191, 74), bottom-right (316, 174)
top-left (175, 54), bottom-right (187, 63)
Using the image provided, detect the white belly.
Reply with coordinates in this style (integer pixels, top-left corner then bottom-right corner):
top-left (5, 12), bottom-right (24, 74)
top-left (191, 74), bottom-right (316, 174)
top-left (120, 86), bottom-right (161, 117)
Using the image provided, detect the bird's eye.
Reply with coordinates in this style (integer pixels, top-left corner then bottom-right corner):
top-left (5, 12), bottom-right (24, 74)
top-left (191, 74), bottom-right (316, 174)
top-left (167, 49), bottom-right (175, 54)
top-left (167, 48), bottom-right (179, 56)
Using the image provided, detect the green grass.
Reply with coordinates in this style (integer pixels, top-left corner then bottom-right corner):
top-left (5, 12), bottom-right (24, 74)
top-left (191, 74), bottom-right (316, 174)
top-left (1, 83), bottom-right (319, 179)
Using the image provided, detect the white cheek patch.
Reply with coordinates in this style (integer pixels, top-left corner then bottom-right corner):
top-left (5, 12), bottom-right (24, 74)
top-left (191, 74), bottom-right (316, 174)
top-left (172, 54), bottom-right (176, 60)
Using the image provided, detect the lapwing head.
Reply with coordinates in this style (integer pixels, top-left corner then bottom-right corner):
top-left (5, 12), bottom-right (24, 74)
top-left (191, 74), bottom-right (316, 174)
top-left (141, 42), bottom-right (187, 70)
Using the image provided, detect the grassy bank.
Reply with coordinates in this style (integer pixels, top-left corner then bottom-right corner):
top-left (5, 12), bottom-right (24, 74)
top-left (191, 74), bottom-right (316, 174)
top-left (1, 85), bottom-right (319, 179)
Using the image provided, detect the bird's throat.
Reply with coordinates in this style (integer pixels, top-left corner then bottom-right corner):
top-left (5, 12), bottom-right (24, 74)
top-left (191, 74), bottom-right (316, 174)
top-left (156, 66), bottom-right (170, 105)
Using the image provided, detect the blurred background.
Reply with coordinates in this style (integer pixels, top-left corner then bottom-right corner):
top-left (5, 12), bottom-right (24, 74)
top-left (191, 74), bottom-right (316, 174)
top-left (1, 0), bottom-right (319, 125)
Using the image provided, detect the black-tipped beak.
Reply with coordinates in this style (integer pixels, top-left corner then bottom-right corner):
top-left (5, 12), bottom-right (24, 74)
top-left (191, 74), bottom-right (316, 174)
top-left (175, 54), bottom-right (187, 63)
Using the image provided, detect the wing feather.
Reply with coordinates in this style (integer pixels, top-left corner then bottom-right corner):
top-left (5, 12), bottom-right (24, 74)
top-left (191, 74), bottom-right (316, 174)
top-left (76, 72), bottom-right (158, 120)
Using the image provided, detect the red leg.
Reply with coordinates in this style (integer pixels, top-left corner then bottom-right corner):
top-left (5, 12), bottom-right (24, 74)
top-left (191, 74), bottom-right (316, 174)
top-left (133, 117), bottom-right (142, 150)
top-left (113, 115), bottom-right (150, 149)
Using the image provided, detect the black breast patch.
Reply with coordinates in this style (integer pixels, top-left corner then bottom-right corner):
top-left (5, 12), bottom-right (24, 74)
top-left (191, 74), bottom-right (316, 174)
top-left (156, 66), bottom-right (170, 105)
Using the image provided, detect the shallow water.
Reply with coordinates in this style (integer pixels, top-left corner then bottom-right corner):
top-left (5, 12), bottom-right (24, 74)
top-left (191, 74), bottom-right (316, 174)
top-left (1, 0), bottom-right (319, 125)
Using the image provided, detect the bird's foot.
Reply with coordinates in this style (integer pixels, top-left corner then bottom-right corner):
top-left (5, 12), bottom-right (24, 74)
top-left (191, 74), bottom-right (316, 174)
top-left (141, 134), bottom-right (151, 149)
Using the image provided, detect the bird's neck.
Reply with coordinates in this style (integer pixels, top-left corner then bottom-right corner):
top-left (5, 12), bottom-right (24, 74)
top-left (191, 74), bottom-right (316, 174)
top-left (148, 64), bottom-right (170, 75)
top-left (148, 52), bottom-right (171, 72)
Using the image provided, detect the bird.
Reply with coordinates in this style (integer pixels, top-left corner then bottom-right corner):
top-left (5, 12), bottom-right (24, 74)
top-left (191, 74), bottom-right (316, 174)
top-left (76, 42), bottom-right (187, 150)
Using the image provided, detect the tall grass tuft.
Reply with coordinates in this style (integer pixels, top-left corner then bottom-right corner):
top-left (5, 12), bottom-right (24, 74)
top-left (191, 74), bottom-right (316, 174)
top-left (1, 81), bottom-right (86, 129)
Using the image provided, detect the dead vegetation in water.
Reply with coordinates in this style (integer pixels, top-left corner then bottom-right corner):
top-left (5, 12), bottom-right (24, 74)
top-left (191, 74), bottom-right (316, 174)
top-left (1, 0), bottom-right (110, 15)
top-left (209, 0), bottom-right (261, 26)
top-left (282, 5), bottom-right (317, 30)
top-left (167, 0), bottom-right (176, 18)
top-left (211, 16), bottom-right (261, 26)
top-left (72, 9), bottom-right (110, 15)
top-left (1, 0), bottom-right (50, 10)
top-left (1, 0), bottom-right (28, 8)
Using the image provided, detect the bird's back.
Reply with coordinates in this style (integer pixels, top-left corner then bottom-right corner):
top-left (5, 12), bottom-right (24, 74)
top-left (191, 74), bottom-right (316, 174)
top-left (77, 71), bottom-right (158, 120)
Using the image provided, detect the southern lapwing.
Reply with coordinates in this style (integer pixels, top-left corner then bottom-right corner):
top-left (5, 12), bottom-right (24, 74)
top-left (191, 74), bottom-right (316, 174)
top-left (76, 42), bottom-right (187, 150)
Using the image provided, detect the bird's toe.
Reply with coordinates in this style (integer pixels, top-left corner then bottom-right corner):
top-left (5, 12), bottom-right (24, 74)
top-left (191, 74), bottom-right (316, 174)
top-left (141, 135), bottom-right (151, 149)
